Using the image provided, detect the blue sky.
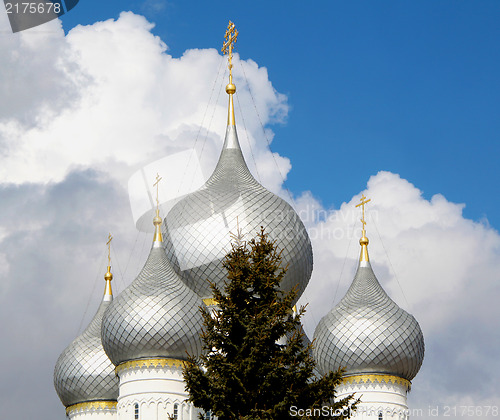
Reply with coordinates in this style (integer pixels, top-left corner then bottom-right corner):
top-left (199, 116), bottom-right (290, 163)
top-left (1, 2), bottom-right (499, 419)
top-left (59, 0), bottom-right (500, 227)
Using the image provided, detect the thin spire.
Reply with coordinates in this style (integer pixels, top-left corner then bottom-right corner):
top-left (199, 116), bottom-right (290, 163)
top-left (222, 20), bottom-right (238, 126)
top-left (355, 194), bottom-right (371, 266)
top-left (152, 173), bottom-right (163, 246)
top-left (104, 233), bottom-right (113, 301)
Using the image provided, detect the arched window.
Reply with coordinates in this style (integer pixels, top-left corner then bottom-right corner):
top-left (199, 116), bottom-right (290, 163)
top-left (378, 413), bottom-right (383, 420)
top-left (173, 403), bottom-right (178, 420)
top-left (134, 403), bottom-right (139, 420)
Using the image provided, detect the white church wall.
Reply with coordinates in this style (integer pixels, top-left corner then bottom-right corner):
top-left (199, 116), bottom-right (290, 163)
top-left (116, 361), bottom-right (200, 420)
top-left (336, 375), bottom-right (410, 420)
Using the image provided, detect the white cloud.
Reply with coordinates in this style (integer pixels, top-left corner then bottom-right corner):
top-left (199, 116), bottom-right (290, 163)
top-left (0, 13), bottom-right (77, 124)
top-left (0, 11), bottom-right (289, 191)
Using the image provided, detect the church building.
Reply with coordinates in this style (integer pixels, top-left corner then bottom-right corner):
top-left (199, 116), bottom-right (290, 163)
top-left (54, 22), bottom-right (424, 420)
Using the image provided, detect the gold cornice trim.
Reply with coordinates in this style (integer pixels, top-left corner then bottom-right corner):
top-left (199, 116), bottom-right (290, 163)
top-left (341, 374), bottom-right (411, 391)
top-left (66, 401), bottom-right (117, 415)
top-left (116, 358), bottom-right (186, 375)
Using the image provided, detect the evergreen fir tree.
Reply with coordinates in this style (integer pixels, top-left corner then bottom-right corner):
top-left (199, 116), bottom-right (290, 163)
top-left (183, 227), bottom-right (357, 420)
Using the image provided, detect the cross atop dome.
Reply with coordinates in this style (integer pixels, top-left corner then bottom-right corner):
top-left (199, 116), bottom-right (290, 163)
top-left (153, 173), bottom-right (162, 209)
top-left (355, 194), bottom-right (371, 263)
top-left (153, 173), bottom-right (163, 245)
top-left (222, 21), bottom-right (238, 73)
top-left (222, 20), bottom-right (238, 125)
top-left (356, 194), bottom-right (371, 231)
top-left (104, 233), bottom-right (113, 300)
top-left (106, 233), bottom-right (113, 265)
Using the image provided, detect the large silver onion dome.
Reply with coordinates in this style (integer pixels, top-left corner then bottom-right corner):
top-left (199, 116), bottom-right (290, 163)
top-left (163, 71), bottom-right (312, 302)
top-left (313, 200), bottom-right (424, 381)
top-left (54, 268), bottom-right (118, 407)
top-left (101, 215), bottom-right (204, 366)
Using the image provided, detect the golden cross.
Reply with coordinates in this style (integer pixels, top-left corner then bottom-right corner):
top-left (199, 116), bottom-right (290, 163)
top-left (222, 21), bottom-right (238, 73)
top-left (153, 173), bottom-right (162, 208)
top-left (355, 194), bottom-right (371, 230)
top-left (106, 233), bottom-right (113, 265)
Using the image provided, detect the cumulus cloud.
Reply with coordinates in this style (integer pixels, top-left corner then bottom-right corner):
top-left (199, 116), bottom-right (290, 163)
top-left (0, 10), bottom-right (498, 420)
top-left (0, 13), bottom-right (79, 125)
top-left (0, 11), bottom-right (289, 190)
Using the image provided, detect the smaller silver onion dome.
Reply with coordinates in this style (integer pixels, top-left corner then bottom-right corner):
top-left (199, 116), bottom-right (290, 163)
top-left (54, 266), bottom-right (118, 407)
top-left (313, 197), bottom-right (424, 381)
top-left (101, 210), bottom-right (204, 367)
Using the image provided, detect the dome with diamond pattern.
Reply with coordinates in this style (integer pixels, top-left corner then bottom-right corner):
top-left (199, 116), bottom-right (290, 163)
top-left (101, 214), bottom-right (204, 366)
top-left (313, 213), bottom-right (424, 381)
top-left (54, 269), bottom-right (118, 407)
top-left (163, 77), bottom-right (313, 302)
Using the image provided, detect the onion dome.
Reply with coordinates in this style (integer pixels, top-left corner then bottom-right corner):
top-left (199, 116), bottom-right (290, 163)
top-left (163, 21), bottom-right (313, 302)
top-left (313, 196), bottom-right (424, 381)
top-left (54, 240), bottom-right (119, 408)
top-left (101, 182), bottom-right (204, 367)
